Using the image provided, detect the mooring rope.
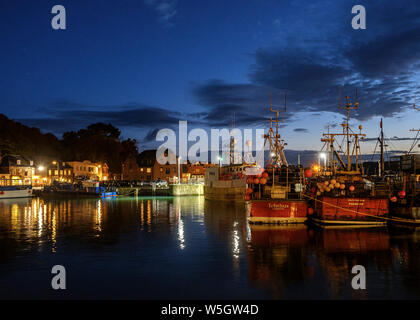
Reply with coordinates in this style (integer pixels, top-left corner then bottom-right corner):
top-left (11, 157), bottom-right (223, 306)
top-left (301, 193), bottom-right (410, 223)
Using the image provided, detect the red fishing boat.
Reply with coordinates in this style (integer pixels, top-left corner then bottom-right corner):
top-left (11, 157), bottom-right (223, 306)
top-left (247, 94), bottom-right (308, 224)
top-left (307, 89), bottom-right (389, 226)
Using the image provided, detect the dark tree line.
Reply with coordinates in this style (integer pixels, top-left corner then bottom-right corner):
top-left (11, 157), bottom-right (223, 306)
top-left (0, 114), bottom-right (138, 174)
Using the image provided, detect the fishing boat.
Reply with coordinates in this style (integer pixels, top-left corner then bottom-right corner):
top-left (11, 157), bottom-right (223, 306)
top-left (204, 130), bottom-right (257, 202)
top-left (389, 154), bottom-right (420, 224)
top-left (306, 89), bottom-right (388, 226)
top-left (247, 94), bottom-right (307, 224)
top-left (0, 179), bottom-right (33, 199)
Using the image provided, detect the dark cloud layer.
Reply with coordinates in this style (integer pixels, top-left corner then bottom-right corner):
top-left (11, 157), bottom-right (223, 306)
top-left (194, 1), bottom-right (420, 123)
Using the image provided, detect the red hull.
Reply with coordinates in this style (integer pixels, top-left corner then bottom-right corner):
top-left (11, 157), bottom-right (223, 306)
top-left (248, 200), bottom-right (307, 224)
top-left (312, 196), bottom-right (388, 225)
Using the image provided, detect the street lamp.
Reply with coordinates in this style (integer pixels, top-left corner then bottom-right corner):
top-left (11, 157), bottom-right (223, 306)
top-left (37, 165), bottom-right (45, 172)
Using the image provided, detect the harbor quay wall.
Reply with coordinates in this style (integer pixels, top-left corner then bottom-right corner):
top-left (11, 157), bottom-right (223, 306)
top-left (170, 184), bottom-right (203, 196)
top-left (117, 184), bottom-right (203, 196)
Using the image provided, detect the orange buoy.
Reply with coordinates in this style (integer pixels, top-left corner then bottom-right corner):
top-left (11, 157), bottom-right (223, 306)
top-left (260, 178), bottom-right (267, 185)
top-left (340, 184), bottom-right (346, 190)
top-left (398, 190), bottom-right (406, 198)
top-left (324, 181), bottom-right (329, 186)
top-left (349, 185), bottom-right (355, 192)
top-left (330, 179), bottom-right (336, 185)
top-left (262, 172), bottom-right (269, 179)
top-left (253, 178), bottom-right (260, 184)
top-left (390, 196), bottom-right (397, 202)
top-left (304, 169), bottom-right (313, 178)
top-left (246, 187), bottom-right (253, 194)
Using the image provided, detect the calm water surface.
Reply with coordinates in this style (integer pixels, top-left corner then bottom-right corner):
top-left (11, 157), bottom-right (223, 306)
top-left (0, 196), bottom-right (419, 299)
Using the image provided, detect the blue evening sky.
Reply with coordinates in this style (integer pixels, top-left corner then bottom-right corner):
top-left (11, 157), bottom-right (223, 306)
top-left (0, 0), bottom-right (419, 155)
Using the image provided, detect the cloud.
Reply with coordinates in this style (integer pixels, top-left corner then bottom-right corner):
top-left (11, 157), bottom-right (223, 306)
top-left (144, 0), bottom-right (178, 26)
top-left (362, 136), bottom-right (420, 142)
top-left (17, 104), bottom-right (184, 134)
top-left (193, 80), bottom-right (294, 128)
top-left (293, 128), bottom-right (308, 133)
top-left (193, 0), bottom-right (420, 124)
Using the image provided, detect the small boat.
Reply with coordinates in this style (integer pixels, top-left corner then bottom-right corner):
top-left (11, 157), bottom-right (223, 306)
top-left (0, 180), bottom-right (33, 199)
top-left (247, 94), bottom-right (308, 224)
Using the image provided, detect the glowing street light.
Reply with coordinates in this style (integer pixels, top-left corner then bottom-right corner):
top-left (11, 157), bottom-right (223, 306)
top-left (319, 152), bottom-right (327, 168)
top-left (37, 165), bottom-right (45, 171)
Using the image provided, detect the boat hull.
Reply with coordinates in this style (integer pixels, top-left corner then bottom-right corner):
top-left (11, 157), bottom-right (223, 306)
top-left (248, 199), bottom-right (307, 224)
top-left (204, 186), bottom-right (246, 202)
top-left (0, 187), bottom-right (33, 199)
top-left (390, 205), bottom-right (420, 225)
top-left (311, 196), bottom-right (388, 226)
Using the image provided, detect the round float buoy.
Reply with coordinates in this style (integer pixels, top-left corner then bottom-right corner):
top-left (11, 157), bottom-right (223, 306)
top-left (304, 169), bottom-right (313, 178)
top-left (324, 181), bottom-right (329, 186)
top-left (390, 196), bottom-right (397, 202)
top-left (244, 194), bottom-right (251, 201)
top-left (334, 182), bottom-right (340, 188)
top-left (340, 184), bottom-right (346, 190)
top-left (349, 185), bottom-right (355, 192)
top-left (260, 178), bottom-right (267, 185)
top-left (253, 178), bottom-right (260, 184)
top-left (262, 172), bottom-right (269, 179)
top-left (330, 179), bottom-right (336, 185)
top-left (246, 187), bottom-right (253, 195)
top-left (398, 190), bottom-right (406, 198)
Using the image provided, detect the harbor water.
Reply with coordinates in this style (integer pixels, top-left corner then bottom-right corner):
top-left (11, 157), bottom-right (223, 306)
top-left (0, 196), bottom-right (419, 299)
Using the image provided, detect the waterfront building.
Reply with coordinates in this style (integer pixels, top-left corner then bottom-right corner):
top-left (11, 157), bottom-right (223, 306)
top-left (122, 149), bottom-right (186, 183)
top-left (44, 161), bottom-right (74, 184)
top-left (0, 154), bottom-right (35, 185)
top-left (66, 160), bottom-right (109, 181)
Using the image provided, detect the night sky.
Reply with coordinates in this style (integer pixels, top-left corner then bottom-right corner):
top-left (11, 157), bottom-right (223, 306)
top-left (0, 0), bottom-right (419, 156)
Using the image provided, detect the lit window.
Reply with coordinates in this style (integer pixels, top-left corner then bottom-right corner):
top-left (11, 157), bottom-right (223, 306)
top-left (147, 168), bottom-right (151, 173)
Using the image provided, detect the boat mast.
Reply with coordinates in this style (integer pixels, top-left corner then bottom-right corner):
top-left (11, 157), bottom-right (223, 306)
top-left (339, 87), bottom-right (360, 171)
top-left (264, 92), bottom-right (288, 167)
top-left (321, 88), bottom-right (365, 174)
top-left (379, 118), bottom-right (385, 177)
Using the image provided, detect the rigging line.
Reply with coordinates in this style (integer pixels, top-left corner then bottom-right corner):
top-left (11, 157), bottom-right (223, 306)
top-left (302, 194), bottom-right (403, 223)
top-left (408, 130), bottom-right (420, 154)
top-left (371, 139), bottom-right (379, 162)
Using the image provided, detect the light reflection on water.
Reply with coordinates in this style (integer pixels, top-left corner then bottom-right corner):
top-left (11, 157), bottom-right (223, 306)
top-left (0, 196), bottom-right (419, 299)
